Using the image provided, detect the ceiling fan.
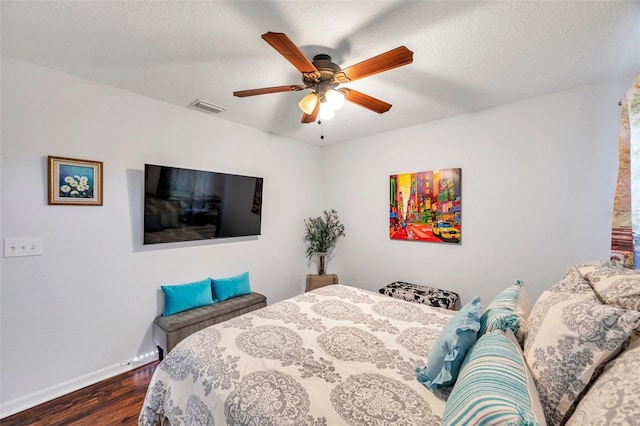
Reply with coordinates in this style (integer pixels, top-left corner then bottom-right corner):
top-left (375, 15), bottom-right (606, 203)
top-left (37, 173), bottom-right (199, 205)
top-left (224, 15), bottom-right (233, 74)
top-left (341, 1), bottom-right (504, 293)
top-left (233, 32), bottom-right (414, 123)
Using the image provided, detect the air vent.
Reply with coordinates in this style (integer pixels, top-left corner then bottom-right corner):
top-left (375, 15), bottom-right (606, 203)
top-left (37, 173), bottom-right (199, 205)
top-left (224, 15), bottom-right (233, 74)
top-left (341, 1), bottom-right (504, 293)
top-left (189, 99), bottom-right (227, 114)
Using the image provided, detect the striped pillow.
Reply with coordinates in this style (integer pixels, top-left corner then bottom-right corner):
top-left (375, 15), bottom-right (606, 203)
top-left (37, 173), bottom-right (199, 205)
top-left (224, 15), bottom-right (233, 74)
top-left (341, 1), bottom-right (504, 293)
top-left (443, 329), bottom-right (546, 426)
top-left (479, 280), bottom-right (527, 344)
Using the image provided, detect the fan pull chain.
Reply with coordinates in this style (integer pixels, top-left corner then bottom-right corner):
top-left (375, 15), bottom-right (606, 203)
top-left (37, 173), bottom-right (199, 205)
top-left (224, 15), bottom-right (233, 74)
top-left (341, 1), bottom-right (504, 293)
top-left (318, 120), bottom-right (324, 140)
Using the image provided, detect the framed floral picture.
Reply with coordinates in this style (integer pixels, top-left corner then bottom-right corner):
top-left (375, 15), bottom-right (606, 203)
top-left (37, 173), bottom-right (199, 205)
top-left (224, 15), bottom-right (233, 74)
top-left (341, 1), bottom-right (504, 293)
top-left (48, 156), bottom-right (103, 206)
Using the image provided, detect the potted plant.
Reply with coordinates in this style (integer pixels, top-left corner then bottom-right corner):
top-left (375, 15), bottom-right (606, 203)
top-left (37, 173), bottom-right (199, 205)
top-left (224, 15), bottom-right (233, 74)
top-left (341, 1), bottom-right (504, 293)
top-left (303, 209), bottom-right (346, 275)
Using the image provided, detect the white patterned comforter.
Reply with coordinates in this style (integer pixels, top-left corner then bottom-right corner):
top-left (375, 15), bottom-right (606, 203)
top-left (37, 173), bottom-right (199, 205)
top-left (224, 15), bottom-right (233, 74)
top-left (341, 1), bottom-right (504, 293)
top-left (139, 285), bottom-right (456, 426)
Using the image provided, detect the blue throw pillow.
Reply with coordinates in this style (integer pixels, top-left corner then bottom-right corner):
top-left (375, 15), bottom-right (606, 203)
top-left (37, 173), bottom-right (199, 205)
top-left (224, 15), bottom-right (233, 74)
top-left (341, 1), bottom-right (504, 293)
top-left (161, 278), bottom-right (214, 316)
top-left (211, 271), bottom-right (252, 302)
top-left (416, 295), bottom-right (482, 391)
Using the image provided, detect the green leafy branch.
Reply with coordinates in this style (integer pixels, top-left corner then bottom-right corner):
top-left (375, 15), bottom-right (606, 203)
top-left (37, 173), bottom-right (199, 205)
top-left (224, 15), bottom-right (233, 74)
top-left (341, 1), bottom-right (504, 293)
top-left (303, 209), bottom-right (346, 261)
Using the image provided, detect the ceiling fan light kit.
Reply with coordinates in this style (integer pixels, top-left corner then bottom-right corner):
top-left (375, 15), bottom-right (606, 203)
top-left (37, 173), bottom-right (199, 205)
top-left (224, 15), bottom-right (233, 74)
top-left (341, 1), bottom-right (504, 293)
top-left (325, 89), bottom-right (345, 110)
top-left (233, 32), bottom-right (413, 124)
top-left (319, 103), bottom-right (336, 120)
top-left (298, 92), bottom-right (318, 115)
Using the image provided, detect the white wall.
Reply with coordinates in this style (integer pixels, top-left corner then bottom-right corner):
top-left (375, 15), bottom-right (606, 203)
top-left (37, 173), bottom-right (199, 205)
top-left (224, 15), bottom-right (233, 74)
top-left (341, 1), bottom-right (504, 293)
top-left (324, 74), bottom-right (635, 307)
top-left (0, 57), bottom-right (323, 410)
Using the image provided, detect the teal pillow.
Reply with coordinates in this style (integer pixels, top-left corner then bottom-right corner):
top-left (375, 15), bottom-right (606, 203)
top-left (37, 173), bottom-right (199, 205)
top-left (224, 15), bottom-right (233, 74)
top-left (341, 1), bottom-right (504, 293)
top-left (416, 295), bottom-right (481, 391)
top-left (443, 330), bottom-right (546, 425)
top-left (161, 278), bottom-right (214, 316)
top-left (479, 279), bottom-right (525, 344)
top-left (211, 271), bottom-right (252, 302)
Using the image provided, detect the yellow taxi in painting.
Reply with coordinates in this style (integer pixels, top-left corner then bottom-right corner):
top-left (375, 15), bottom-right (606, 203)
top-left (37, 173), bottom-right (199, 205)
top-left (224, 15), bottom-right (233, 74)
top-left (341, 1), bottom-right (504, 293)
top-left (432, 221), bottom-right (460, 242)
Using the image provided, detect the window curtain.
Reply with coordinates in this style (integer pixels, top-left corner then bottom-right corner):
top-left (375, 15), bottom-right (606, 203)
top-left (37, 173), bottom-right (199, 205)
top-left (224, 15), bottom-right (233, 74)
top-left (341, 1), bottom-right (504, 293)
top-left (611, 74), bottom-right (640, 268)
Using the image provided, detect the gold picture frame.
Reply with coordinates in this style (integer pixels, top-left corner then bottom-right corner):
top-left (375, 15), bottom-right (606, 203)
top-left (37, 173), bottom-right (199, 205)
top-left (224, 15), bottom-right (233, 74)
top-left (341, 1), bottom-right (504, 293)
top-left (48, 156), bottom-right (103, 206)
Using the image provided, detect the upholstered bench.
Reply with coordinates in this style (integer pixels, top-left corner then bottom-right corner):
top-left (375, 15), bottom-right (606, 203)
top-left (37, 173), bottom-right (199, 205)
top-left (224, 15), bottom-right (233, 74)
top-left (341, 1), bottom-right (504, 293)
top-left (153, 292), bottom-right (267, 360)
top-left (379, 281), bottom-right (460, 310)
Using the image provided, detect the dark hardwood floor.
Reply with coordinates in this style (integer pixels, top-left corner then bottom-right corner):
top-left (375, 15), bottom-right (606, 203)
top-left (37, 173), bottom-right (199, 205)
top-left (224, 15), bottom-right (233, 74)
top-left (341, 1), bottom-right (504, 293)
top-left (1, 361), bottom-right (158, 426)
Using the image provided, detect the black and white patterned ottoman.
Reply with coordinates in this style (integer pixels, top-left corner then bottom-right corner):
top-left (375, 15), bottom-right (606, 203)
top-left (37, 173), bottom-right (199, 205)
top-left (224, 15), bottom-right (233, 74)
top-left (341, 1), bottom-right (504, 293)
top-left (379, 281), bottom-right (460, 310)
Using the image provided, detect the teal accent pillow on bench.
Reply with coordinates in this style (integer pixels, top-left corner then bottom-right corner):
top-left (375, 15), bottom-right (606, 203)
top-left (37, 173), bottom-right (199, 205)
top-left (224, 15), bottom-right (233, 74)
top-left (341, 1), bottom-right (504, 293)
top-left (212, 271), bottom-right (252, 302)
top-left (161, 278), bottom-right (214, 316)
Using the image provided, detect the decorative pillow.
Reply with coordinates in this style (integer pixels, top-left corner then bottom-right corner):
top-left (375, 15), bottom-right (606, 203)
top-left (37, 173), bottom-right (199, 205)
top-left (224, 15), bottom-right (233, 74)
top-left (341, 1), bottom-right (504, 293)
top-left (549, 265), bottom-right (596, 294)
top-left (443, 329), bottom-right (547, 426)
top-left (161, 278), bottom-right (214, 316)
top-left (211, 271), bottom-right (252, 302)
top-left (574, 259), bottom-right (624, 277)
top-left (573, 261), bottom-right (640, 340)
top-left (565, 338), bottom-right (640, 425)
top-left (379, 281), bottom-right (459, 309)
top-left (479, 280), bottom-right (528, 345)
top-left (516, 283), bottom-right (532, 322)
top-left (577, 260), bottom-right (640, 312)
top-left (523, 285), bottom-right (640, 425)
top-left (416, 295), bottom-right (481, 391)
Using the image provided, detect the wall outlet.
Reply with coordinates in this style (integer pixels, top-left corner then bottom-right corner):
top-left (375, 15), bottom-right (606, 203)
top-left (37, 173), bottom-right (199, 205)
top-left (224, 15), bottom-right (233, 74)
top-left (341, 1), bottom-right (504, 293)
top-left (4, 238), bottom-right (43, 257)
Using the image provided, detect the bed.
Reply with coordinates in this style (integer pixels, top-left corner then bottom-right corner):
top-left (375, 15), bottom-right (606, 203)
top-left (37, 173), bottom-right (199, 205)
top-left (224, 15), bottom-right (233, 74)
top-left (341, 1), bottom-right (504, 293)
top-left (139, 284), bottom-right (456, 425)
top-left (141, 263), bottom-right (640, 425)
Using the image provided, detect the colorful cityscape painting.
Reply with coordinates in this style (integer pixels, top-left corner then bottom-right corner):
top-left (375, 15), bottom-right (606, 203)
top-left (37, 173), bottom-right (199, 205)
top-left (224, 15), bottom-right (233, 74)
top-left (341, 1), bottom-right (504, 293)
top-left (390, 168), bottom-right (461, 243)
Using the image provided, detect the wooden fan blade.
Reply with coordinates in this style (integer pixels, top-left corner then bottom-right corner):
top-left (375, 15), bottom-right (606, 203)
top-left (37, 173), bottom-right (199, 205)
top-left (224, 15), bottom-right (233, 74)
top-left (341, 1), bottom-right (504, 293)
top-left (340, 88), bottom-right (392, 114)
top-left (262, 32), bottom-right (320, 79)
top-left (301, 100), bottom-right (320, 123)
top-left (233, 85), bottom-right (306, 97)
top-left (340, 46), bottom-right (413, 82)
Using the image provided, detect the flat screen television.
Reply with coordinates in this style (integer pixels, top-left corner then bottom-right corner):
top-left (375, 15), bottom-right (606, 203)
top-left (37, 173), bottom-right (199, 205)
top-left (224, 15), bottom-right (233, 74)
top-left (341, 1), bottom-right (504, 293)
top-left (144, 164), bottom-right (263, 244)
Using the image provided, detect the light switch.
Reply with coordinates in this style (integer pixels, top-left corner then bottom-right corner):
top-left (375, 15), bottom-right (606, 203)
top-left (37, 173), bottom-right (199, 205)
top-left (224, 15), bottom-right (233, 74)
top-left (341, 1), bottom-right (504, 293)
top-left (4, 238), bottom-right (43, 257)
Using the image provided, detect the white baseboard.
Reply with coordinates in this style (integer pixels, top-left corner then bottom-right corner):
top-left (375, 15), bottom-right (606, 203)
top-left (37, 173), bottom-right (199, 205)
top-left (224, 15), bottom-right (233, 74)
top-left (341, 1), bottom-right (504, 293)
top-left (0, 359), bottom-right (156, 419)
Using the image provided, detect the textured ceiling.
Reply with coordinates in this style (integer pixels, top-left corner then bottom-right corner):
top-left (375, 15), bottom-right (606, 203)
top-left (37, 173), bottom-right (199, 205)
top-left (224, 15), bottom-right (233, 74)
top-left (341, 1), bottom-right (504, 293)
top-left (2, 1), bottom-right (639, 145)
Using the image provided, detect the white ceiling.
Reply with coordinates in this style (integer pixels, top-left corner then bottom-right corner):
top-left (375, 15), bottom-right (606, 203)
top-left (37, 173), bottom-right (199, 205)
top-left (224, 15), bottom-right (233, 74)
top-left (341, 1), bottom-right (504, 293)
top-left (2, 1), bottom-right (639, 145)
